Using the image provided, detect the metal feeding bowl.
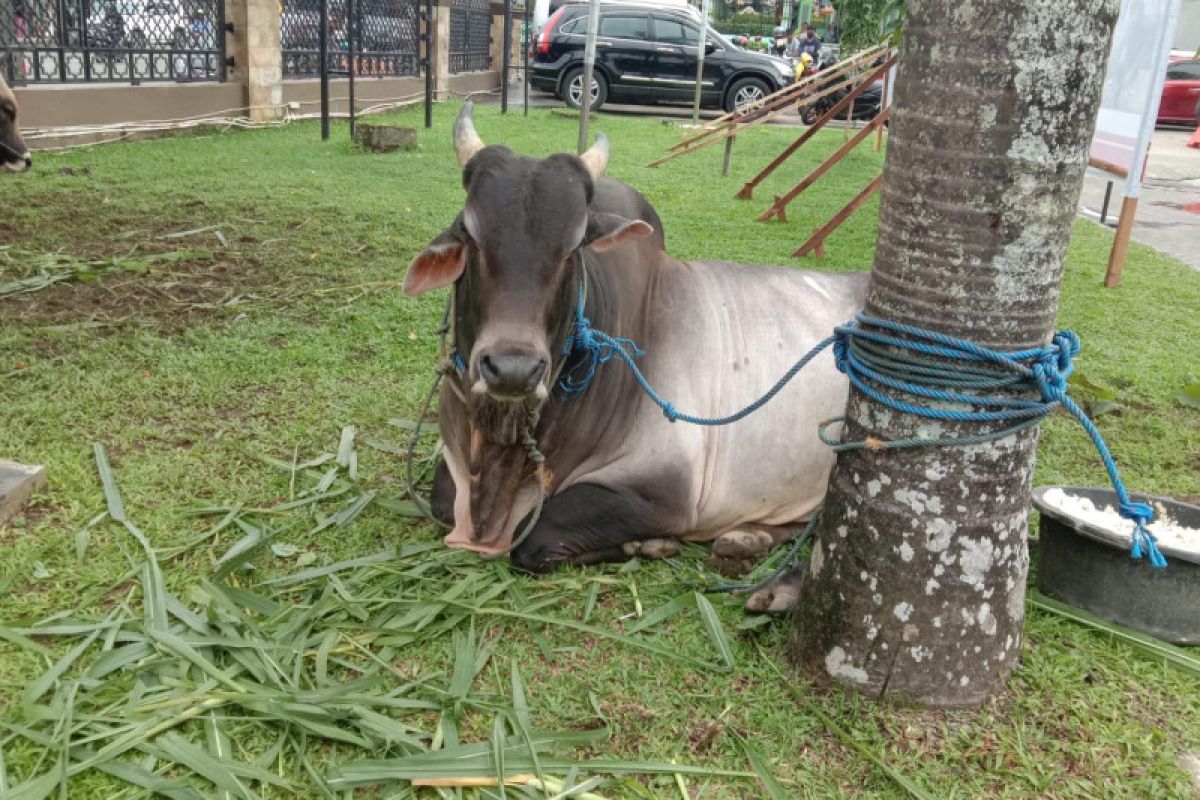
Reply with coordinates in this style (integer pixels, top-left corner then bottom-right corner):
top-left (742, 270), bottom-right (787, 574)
top-left (1032, 486), bottom-right (1200, 645)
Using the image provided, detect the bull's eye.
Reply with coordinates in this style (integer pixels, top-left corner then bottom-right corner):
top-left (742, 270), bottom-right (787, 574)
top-left (0, 102), bottom-right (13, 121)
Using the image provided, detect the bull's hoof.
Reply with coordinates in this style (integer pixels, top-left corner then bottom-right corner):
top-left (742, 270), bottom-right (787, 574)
top-left (712, 528), bottom-right (774, 559)
top-left (744, 564), bottom-right (807, 614)
top-left (621, 538), bottom-right (681, 559)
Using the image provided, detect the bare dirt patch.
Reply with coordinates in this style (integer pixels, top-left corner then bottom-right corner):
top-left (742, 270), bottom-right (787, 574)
top-left (2, 192), bottom-right (302, 332)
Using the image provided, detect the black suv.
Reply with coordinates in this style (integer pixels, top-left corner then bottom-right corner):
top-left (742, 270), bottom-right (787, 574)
top-left (530, 2), bottom-right (796, 113)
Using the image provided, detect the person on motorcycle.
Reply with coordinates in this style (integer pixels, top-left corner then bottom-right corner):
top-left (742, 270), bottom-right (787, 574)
top-left (794, 51), bottom-right (814, 81)
top-left (784, 33), bottom-right (802, 59)
top-left (799, 27), bottom-right (822, 59)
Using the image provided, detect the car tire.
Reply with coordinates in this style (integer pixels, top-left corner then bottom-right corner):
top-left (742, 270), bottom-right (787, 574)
top-left (561, 67), bottom-right (608, 112)
top-left (1195, 98), bottom-right (1200, 125)
top-left (725, 76), bottom-right (770, 113)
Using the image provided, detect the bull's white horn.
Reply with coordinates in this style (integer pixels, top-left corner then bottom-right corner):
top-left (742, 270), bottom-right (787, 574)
top-left (454, 101), bottom-right (486, 168)
top-left (579, 133), bottom-right (609, 181)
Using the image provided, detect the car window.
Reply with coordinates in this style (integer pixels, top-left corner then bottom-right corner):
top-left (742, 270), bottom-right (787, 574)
top-left (1166, 61), bottom-right (1200, 80)
top-left (652, 17), bottom-right (698, 46)
top-left (599, 14), bottom-right (648, 41)
top-left (561, 15), bottom-right (585, 34)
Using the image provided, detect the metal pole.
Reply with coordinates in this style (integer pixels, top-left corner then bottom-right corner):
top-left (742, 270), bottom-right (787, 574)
top-left (1100, 180), bottom-right (1113, 225)
top-left (501, 0), bottom-right (511, 113)
top-left (523, 2), bottom-right (530, 116)
top-left (690, 0), bottom-right (710, 126)
top-left (577, 0), bottom-right (600, 153)
top-left (424, 0), bottom-right (433, 128)
top-left (348, 0), bottom-right (356, 138)
top-left (319, 0), bottom-right (330, 140)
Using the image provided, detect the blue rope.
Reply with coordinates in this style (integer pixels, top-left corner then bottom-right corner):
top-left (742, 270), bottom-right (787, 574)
top-left (558, 302), bottom-right (1165, 568)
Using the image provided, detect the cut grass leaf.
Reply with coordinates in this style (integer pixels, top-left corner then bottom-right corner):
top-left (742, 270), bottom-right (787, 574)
top-left (22, 619), bottom-right (106, 706)
top-left (693, 593), bottom-right (735, 670)
top-left (627, 592), bottom-right (691, 634)
top-left (1028, 590), bottom-right (1200, 676)
top-left (732, 732), bottom-right (787, 800)
top-left (92, 443), bottom-right (127, 523)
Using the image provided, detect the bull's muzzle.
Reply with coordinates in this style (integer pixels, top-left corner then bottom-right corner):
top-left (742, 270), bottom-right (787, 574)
top-left (477, 347), bottom-right (548, 399)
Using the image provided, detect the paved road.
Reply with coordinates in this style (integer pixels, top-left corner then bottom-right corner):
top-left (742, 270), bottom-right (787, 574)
top-left (1078, 127), bottom-right (1200, 271)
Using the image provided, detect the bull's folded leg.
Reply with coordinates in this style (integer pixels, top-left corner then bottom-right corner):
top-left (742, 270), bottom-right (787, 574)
top-left (510, 482), bottom-right (682, 573)
top-left (429, 458), bottom-right (456, 526)
top-left (709, 523), bottom-right (802, 578)
top-left (744, 564), bottom-right (807, 614)
top-left (621, 538), bottom-right (681, 559)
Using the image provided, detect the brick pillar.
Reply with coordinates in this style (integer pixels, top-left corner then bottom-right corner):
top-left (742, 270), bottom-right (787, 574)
top-left (228, 0), bottom-right (283, 121)
top-left (433, 0), bottom-right (452, 99)
top-left (488, 1), bottom-right (518, 83)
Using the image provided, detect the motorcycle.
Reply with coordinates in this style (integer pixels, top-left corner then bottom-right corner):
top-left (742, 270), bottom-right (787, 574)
top-left (796, 54), bottom-right (884, 125)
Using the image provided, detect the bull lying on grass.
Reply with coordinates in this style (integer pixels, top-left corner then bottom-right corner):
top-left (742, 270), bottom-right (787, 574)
top-left (405, 103), bottom-right (866, 608)
top-left (0, 75), bottom-right (31, 173)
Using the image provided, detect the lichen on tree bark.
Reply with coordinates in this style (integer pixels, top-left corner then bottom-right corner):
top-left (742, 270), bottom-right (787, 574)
top-left (790, 0), bottom-right (1119, 706)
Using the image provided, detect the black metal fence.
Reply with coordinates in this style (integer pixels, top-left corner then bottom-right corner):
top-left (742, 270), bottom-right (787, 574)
top-left (0, 0), bottom-right (224, 84)
top-left (281, 0), bottom-right (418, 78)
top-left (448, 0), bottom-right (488, 74)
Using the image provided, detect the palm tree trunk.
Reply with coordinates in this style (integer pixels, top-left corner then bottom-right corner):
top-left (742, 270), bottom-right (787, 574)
top-left (790, 0), bottom-right (1118, 706)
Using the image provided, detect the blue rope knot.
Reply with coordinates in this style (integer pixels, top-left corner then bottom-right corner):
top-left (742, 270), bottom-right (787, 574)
top-left (1119, 501), bottom-right (1166, 567)
top-left (1031, 331), bottom-right (1079, 402)
top-left (559, 285), bottom-right (646, 396)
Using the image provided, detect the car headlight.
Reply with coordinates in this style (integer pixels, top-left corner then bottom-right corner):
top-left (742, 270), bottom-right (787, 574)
top-left (774, 61), bottom-right (795, 80)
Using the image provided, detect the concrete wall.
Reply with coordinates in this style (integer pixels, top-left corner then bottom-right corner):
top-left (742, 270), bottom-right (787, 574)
top-left (12, 0), bottom-right (502, 134)
top-left (16, 82), bottom-right (246, 128)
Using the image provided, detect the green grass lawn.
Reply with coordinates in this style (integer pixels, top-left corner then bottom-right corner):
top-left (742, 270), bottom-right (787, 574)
top-left (1, 101), bottom-right (1199, 799)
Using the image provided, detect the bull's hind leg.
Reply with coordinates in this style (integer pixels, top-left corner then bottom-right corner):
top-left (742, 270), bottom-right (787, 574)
top-left (709, 523), bottom-right (802, 578)
top-left (510, 482), bottom-right (684, 573)
top-left (744, 564), bottom-right (806, 614)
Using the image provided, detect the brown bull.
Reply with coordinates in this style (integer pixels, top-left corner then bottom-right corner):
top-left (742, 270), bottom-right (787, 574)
top-left (0, 74), bottom-right (31, 173)
top-left (405, 103), bottom-right (867, 589)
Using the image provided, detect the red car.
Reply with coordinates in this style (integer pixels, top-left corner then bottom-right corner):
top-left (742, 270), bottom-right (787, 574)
top-left (1159, 57), bottom-right (1200, 125)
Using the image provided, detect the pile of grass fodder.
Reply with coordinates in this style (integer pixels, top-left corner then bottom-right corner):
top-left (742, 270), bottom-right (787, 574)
top-left (0, 437), bottom-right (774, 799)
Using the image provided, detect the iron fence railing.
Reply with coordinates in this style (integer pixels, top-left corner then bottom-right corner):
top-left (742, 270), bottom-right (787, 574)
top-left (448, 0), bottom-right (488, 74)
top-left (281, 0), bottom-right (418, 78)
top-left (0, 0), bottom-right (224, 84)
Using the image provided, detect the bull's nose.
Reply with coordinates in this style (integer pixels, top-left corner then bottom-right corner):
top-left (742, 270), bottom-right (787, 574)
top-left (479, 351), bottom-right (547, 397)
top-left (23, 155), bottom-right (31, 170)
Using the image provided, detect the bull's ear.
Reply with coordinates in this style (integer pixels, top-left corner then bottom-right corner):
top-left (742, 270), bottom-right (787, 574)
top-left (584, 212), bottom-right (655, 253)
top-left (404, 232), bottom-right (467, 296)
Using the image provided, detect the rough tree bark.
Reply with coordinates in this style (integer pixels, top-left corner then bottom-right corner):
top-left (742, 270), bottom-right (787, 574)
top-left (790, 0), bottom-right (1119, 706)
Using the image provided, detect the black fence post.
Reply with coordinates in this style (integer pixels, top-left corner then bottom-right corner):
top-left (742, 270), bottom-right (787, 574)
top-left (522, 1), bottom-right (528, 116)
top-left (319, 0), bottom-right (330, 139)
top-left (424, 0), bottom-right (433, 128)
top-left (217, 0), bottom-right (227, 82)
top-left (348, 0), bottom-right (356, 138)
top-left (500, 0), bottom-right (510, 113)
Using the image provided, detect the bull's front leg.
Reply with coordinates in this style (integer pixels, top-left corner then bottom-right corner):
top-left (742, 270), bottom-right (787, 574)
top-left (510, 481), bottom-right (686, 573)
